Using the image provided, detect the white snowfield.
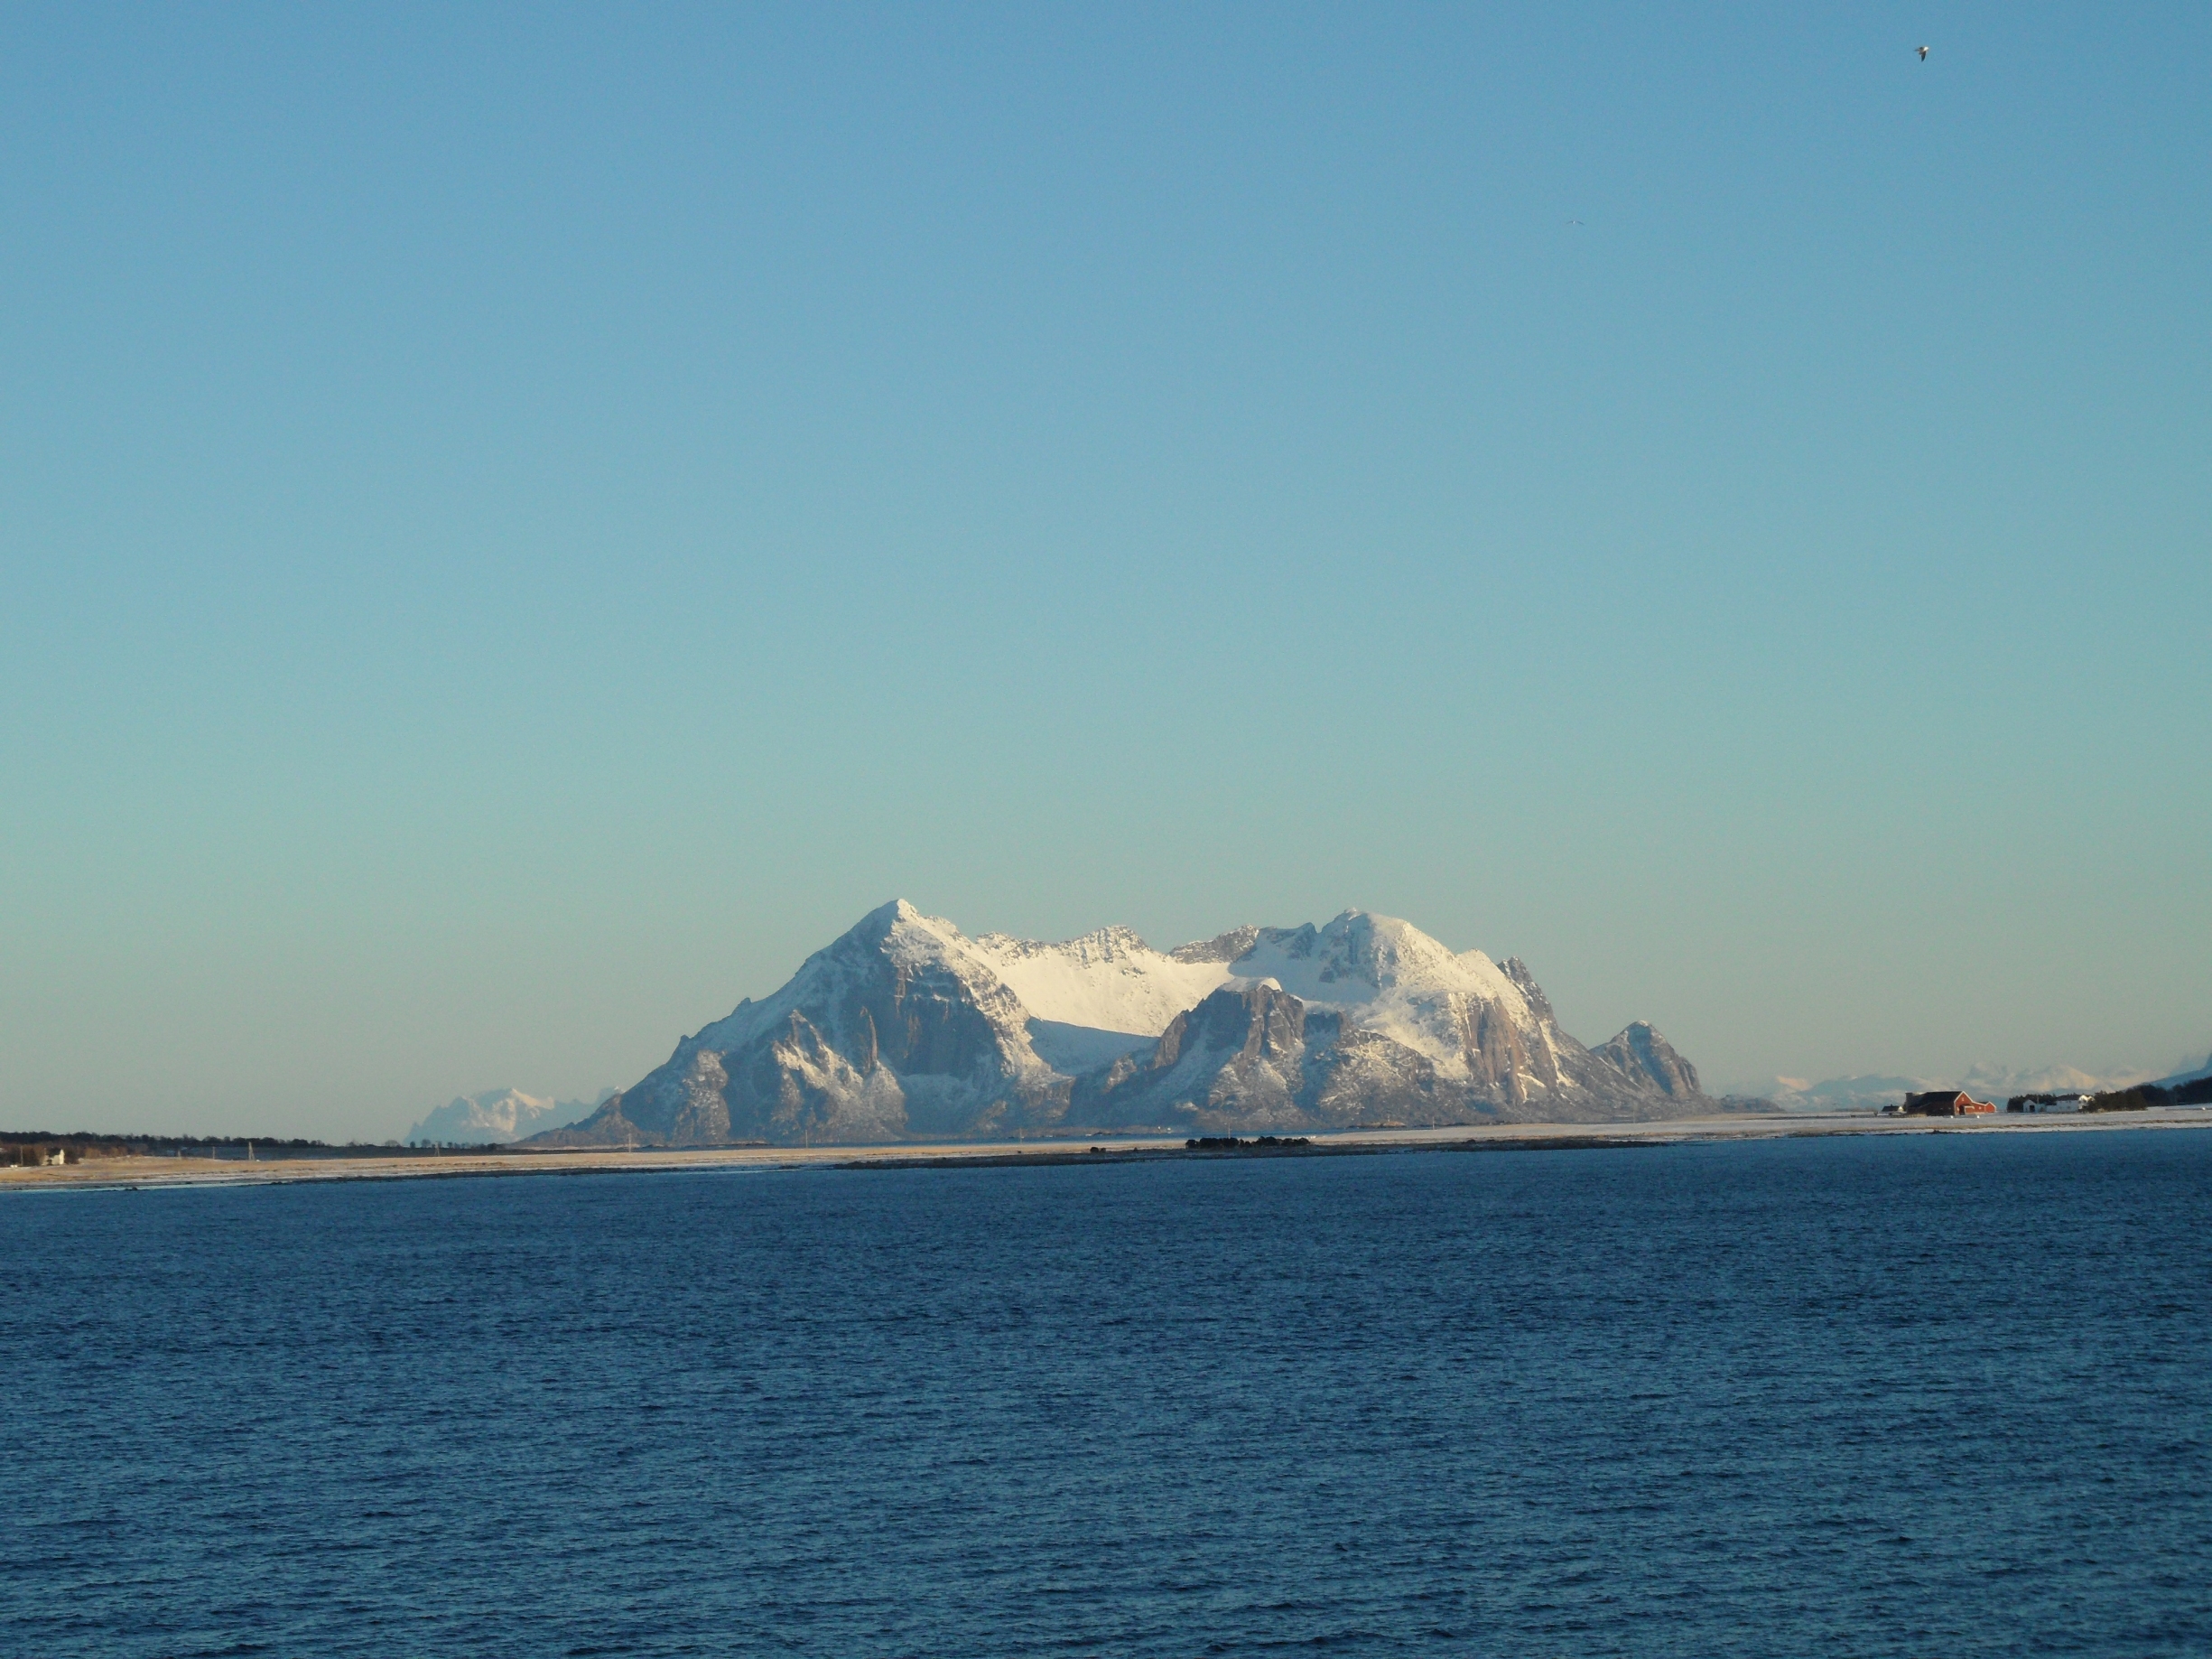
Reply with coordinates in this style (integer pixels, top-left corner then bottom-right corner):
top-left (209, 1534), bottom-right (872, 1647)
top-left (972, 926), bottom-right (1239, 1039)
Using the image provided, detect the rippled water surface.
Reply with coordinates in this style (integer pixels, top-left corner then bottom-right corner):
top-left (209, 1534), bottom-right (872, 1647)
top-left (5, 1129), bottom-right (2211, 1656)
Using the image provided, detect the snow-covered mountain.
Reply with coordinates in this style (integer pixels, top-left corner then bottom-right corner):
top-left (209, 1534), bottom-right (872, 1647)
top-left (533, 900), bottom-right (1743, 1148)
top-left (407, 1087), bottom-right (613, 1145)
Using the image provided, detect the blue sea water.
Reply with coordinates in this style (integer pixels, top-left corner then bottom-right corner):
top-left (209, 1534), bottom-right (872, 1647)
top-left (5, 1129), bottom-right (2210, 1657)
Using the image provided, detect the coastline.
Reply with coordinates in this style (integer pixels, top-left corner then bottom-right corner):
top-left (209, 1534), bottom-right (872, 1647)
top-left (7, 1107), bottom-right (2212, 1192)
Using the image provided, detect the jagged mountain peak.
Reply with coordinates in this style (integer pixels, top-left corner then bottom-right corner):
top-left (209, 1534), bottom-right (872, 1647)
top-left (1170, 926), bottom-right (1261, 964)
top-left (850, 897), bottom-right (966, 955)
top-left (704, 899), bottom-right (1006, 1034)
top-left (973, 922), bottom-right (1153, 965)
top-left (1499, 957), bottom-right (1557, 1025)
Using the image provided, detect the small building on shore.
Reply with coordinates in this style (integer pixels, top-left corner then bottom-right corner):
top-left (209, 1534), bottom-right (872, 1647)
top-left (1892, 1090), bottom-right (1998, 1117)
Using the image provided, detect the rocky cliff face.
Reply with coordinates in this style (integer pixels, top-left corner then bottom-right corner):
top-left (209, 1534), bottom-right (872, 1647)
top-left (1069, 983), bottom-right (1464, 1132)
top-left (1590, 1021), bottom-right (1701, 1099)
top-left (532, 899), bottom-right (1727, 1147)
top-left (1073, 983), bottom-right (1324, 1131)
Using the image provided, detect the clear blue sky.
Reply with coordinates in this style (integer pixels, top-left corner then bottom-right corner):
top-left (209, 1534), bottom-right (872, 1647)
top-left (4, 4), bottom-right (2206, 1138)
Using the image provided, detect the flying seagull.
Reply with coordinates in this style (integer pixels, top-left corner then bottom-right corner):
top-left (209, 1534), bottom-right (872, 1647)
top-left (1918, 44), bottom-right (1929, 61)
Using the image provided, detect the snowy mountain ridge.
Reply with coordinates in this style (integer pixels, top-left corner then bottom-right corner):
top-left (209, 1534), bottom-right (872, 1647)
top-left (532, 899), bottom-right (1742, 1149)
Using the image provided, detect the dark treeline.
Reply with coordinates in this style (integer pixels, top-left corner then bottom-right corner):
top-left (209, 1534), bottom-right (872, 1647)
top-left (2085, 1076), bottom-right (2212, 1113)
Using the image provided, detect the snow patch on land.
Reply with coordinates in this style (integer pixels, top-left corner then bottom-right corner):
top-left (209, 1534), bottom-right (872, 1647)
top-left (1025, 1018), bottom-right (1156, 1075)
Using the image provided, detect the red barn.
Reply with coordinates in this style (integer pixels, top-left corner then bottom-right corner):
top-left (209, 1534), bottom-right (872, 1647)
top-left (1900, 1090), bottom-right (1997, 1116)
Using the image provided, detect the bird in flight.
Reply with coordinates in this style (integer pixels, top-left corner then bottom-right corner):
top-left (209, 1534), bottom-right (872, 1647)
top-left (1917, 45), bottom-right (1929, 61)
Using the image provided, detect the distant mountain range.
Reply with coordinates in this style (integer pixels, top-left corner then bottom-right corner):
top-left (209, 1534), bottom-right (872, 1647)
top-left (1744, 1055), bottom-right (2209, 1114)
top-left (407, 1087), bottom-right (614, 1145)
top-left (528, 900), bottom-right (1756, 1149)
